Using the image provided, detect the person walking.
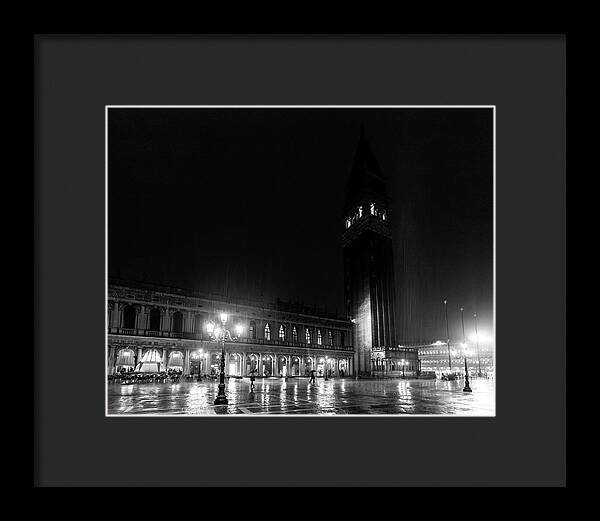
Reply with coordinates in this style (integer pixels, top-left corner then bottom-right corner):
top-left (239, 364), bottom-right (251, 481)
top-left (250, 370), bottom-right (256, 392)
top-left (309, 369), bottom-right (316, 384)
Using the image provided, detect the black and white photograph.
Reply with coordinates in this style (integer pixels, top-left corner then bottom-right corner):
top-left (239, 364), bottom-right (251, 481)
top-left (106, 106), bottom-right (495, 416)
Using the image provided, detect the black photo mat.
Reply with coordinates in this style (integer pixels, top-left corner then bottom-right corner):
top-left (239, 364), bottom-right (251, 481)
top-left (35, 35), bottom-right (566, 486)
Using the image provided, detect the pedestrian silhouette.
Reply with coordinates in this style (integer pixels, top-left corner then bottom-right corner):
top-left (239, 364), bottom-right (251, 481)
top-left (309, 369), bottom-right (316, 384)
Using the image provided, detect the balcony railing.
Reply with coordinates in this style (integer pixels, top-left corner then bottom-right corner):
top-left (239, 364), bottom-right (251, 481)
top-left (107, 327), bottom-right (354, 351)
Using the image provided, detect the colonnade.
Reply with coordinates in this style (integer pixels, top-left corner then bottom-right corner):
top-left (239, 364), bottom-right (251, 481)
top-left (108, 345), bottom-right (354, 377)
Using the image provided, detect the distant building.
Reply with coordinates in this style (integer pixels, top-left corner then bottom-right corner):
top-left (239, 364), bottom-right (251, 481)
top-left (413, 340), bottom-right (494, 378)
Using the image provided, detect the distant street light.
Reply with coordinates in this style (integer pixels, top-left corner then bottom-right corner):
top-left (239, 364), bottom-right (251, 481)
top-left (444, 299), bottom-right (452, 373)
top-left (460, 307), bottom-right (472, 392)
top-left (462, 345), bottom-right (472, 393)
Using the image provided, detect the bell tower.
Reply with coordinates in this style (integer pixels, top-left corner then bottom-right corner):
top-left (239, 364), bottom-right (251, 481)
top-left (342, 125), bottom-right (397, 375)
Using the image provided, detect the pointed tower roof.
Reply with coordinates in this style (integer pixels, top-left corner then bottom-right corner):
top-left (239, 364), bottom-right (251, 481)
top-left (344, 124), bottom-right (387, 211)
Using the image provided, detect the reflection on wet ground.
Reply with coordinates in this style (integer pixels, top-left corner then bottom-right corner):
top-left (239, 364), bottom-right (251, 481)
top-left (108, 377), bottom-right (494, 416)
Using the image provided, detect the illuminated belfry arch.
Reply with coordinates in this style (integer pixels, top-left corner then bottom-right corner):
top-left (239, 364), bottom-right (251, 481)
top-left (342, 124), bottom-right (398, 375)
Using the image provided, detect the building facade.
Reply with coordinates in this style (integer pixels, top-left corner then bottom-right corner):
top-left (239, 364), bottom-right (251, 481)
top-left (107, 279), bottom-right (354, 378)
top-left (342, 125), bottom-right (399, 375)
top-left (414, 341), bottom-right (494, 378)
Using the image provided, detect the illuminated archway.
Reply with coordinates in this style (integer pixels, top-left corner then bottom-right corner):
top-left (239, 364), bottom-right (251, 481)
top-left (246, 354), bottom-right (259, 375)
top-left (317, 357), bottom-right (325, 377)
top-left (137, 348), bottom-right (163, 373)
top-left (262, 355), bottom-right (274, 377)
top-left (291, 356), bottom-right (300, 376)
top-left (277, 356), bottom-right (288, 377)
top-left (228, 353), bottom-right (242, 376)
top-left (115, 348), bottom-right (135, 372)
top-left (305, 356), bottom-right (314, 375)
top-left (168, 350), bottom-right (184, 372)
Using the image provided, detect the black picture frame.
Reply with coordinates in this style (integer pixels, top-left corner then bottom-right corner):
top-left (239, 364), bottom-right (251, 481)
top-left (34, 34), bottom-right (566, 487)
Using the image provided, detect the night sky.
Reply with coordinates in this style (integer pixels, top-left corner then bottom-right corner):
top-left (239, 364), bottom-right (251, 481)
top-left (108, 108), bottom-right (493, 344)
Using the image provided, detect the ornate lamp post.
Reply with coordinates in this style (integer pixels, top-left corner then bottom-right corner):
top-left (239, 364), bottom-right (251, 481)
top-left (206, 313), bottom-right (243, 406)
top-left (474, 312), bottom-right (482, 377)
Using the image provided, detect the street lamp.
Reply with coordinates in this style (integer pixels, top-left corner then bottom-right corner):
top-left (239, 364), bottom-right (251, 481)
top-left (461, 343), bottom-right (472, 393)
top-left (474, 312), bottom-right (482, 377)
top-left (401, 358), bottom-right (406, 378)
top-left (206, 313), bottom-right (243, 406)
top-left (444, 299), bottom-right (452, 373)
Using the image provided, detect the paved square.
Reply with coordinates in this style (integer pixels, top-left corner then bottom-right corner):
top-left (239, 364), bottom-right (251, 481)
top-left (107, 376), bottom-right (494, 416)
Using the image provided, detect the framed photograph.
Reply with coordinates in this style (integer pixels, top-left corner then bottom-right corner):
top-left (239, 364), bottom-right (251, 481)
top-left (105, 105), bottom-right (495, 417)
top-left (35, 35), bottom-right (565, 486)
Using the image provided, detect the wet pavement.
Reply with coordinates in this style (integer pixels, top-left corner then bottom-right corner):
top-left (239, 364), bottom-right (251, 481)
top-left (107, 376), bottom-right (495, 416)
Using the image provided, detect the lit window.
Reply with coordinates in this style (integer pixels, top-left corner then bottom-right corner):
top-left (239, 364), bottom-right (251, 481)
top-left (382, 211), bottom-right (386, 220)
top-left (358, 206), bottom-right (363, 217)
top-left (306, 328), bottom-right (311, 344)
top-left (317, 329), bottom-right (322, 345)
top-left (370, 202), bottom-right (375, 215)
top-left (279, 325), bottom-right (285, 341)
top-left (328, 330), bottom-right (333, 345)
top-left (346, 219), bottom-right (351, 229)
top-left (264, 323), bottom-right (271, 341)
top-left (292, 326), bottom-right (298, 343)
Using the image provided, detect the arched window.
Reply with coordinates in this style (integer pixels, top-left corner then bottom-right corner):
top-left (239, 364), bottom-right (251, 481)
top-left (305, 328), bottom-right (311, 344)
top-left (358, 205), bottom-right (363, 217)
top-left (194, 314), bottom-right (203, 334)
top-left (123, 305), bottom-right (136, 329)
top-left (292, 326), bottom-right (298, 343)
top-left (172, 311), bottom-right (183, 334)
top-left (149, 308), bottom-right (161, 331)
top-left (249, 320), bottom-right (256, 339)
top-left (279, 325), bottom-right (285, 342)
top-left (317, 329), bottom-right (322, 345)
top-left (340, 331), bottom-right (345, 346)
top-left (370, 202), bottom-right (375, 215)
top-left (264, 323), bottom-right (271, 341)
top-left (328, 330), bottom-right (333, 345)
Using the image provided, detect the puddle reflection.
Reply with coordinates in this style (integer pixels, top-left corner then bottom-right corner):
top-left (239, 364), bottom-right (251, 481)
top-left (107, 377), bottom-right (494, 416)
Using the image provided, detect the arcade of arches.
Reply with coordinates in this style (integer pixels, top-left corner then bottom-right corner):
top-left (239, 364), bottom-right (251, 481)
top-left (108, 343), bottom-right (353, 378)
